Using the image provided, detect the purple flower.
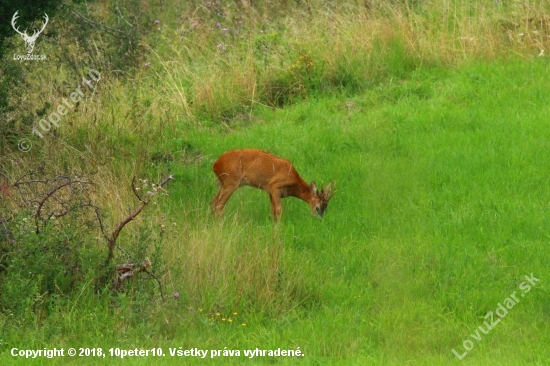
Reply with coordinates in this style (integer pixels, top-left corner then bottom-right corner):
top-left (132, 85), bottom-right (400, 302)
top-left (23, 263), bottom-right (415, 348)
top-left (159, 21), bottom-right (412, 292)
top-left (173, 292), bottom-right (180, 299)
top-left (154, 19), bottom-right (160, 24)
top-left (215, 23), bottom-right (221, 28)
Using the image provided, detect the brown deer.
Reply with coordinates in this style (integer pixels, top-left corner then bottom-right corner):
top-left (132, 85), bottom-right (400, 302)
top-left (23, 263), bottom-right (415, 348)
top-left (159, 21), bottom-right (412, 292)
top-left (211, 149), bottom-right (334, 221)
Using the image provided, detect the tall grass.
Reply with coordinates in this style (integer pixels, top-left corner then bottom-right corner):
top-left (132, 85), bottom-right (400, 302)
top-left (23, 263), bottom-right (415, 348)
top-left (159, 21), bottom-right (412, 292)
top-left (163, 211), bottom-right (320, 319)
top-left (136, 0), bottom-right (550, 122)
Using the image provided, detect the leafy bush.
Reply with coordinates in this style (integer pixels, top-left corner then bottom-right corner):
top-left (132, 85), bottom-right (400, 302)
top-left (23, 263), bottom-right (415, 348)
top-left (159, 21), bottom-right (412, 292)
top-left (0, 173), bottom-right (169, 326)
top-left (0, 213), bottom-right (95, 320)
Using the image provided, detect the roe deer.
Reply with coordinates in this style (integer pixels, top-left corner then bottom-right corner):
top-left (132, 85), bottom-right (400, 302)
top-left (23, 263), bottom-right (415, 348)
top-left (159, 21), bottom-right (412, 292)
top-left (211, 149), bottom-right (334, 221)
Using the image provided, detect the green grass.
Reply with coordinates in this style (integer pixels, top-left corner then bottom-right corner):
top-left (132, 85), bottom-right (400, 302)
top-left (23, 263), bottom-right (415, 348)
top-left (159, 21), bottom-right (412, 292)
top-left (2, 0), bottom-right (550, 362)
top-left (146, 58), bottom-right (550, 365)
top-left (3, 58), bottom-right (549, 365)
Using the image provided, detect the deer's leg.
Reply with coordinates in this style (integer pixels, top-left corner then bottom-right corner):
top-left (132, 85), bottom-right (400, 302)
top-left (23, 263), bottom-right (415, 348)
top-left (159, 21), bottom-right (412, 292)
top-left (211, 179), bottom-right (239, 216)
top-left (269, 191), bottom-right (282, 221)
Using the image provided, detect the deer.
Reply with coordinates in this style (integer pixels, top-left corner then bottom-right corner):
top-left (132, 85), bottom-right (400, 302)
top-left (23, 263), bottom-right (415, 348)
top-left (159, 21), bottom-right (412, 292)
top-left (11, 11), bottom-right (49, 54)
top-left (211, 149), bottom-right (334, 221)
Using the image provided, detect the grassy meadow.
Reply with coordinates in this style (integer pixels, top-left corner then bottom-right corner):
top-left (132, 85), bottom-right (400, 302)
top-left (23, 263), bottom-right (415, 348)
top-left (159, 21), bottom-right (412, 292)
top-left (1, 0), bottom-right (550, 364)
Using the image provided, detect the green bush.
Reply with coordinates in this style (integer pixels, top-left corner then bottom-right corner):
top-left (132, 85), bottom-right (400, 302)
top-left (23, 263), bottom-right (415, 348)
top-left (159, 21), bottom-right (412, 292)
top-left (0, 213), bottom-right (96, 319)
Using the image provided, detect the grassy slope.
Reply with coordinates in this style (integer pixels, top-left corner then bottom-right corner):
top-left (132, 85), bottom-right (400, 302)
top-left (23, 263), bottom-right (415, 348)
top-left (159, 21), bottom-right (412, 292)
top-left (161, 59), bottom-right (549, 365)
top-left (2, 59), bottom-right (550, 365)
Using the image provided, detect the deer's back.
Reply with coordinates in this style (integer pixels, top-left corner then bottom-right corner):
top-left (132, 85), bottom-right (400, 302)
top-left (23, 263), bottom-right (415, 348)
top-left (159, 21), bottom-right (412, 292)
top-left (213, 149), bottom-right (299, 188)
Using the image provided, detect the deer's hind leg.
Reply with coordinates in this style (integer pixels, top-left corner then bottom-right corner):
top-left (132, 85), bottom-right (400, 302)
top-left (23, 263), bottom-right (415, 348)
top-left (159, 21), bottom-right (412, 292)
top-left (211, 175), bottom-right (240, 217)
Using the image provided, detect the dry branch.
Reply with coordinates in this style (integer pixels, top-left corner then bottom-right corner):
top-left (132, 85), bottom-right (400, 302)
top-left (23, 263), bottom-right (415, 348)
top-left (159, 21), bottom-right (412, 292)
top-left (103, 175), bottom-right (173, 267)
top-left (11, 174), bottom-right (96, 234)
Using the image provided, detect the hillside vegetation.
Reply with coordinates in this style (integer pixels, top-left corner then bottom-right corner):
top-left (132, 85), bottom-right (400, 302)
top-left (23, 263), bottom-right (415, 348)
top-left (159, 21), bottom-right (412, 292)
top-left (1, 0), bottom-right (549, 364)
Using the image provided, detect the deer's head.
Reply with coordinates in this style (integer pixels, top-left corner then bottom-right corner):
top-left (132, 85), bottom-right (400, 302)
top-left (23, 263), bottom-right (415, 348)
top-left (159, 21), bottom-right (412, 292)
top-left (309, 182), bottom-right (335, 219)
top-left (11, 11), bottom-right (49, 54)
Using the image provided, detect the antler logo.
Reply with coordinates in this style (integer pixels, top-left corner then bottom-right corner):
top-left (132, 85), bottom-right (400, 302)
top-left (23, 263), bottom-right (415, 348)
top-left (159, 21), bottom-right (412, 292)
top-left (11, 11), bottom-right (49, 54)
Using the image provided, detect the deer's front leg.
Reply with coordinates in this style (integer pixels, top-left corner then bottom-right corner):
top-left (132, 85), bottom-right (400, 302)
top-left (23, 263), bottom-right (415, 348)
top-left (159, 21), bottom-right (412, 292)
top-left (269, 192), bottom-right (282, 221)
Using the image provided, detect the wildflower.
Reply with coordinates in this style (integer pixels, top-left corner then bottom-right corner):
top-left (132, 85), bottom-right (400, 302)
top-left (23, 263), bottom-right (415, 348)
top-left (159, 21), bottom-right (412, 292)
top-left (216, 23), bottom-right (221, 28)
top-left (242, 323), bottom-right (246, 326)
top-left (216, 312), bottom-right (221, 316)
top-left (154, 19), bottom-right (160, 24)
top-left (188, 306), bottom-right (194, 312)
top-left (233, 312), bottom-right (237, 315)
top-left (228, 318), bottom-right (233, 322)
top-left (222, 318), bottom-right (226, 321)
top-left (173, 292), bottom-right (180, 299)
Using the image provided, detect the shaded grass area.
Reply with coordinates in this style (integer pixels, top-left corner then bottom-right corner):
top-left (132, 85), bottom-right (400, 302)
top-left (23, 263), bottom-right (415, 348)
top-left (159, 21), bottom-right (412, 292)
top-left (1, 58), bottom-right (550, 364)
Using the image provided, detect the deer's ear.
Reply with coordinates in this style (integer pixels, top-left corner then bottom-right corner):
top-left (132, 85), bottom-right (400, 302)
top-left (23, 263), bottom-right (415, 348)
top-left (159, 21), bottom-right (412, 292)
top-left (310, 181), bottom-right (317, 195)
